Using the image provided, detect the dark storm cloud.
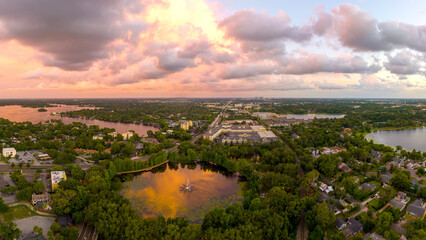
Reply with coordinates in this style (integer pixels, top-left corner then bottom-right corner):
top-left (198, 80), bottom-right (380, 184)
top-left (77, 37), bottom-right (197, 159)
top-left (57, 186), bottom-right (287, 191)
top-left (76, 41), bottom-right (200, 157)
top-left (0, 0), bottom-right (145, 70)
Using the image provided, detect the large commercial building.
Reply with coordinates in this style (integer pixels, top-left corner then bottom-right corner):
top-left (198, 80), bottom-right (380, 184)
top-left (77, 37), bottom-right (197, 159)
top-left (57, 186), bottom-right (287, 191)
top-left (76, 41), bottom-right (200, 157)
top-left (180, 120), bottom-right (193, 130)
top-left (204, 122), bottom-right (279, 144)
top-left (51, 171), bottom-right (67, 191)
top-left (2, 147), bottom-right (16, 158)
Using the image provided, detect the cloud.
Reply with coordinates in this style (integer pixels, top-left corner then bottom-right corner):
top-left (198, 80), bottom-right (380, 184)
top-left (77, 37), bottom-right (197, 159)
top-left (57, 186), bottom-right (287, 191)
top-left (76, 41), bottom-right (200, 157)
top-left (331, 3), bottom-right (426, 52)
top-left (282, 51), bottom-right (379, 74)
top-left (384, 51), bottom-right (423, 75)
top-left (219, 10), bottom-right (312, 42)
top-left (314, 80), bottom-right (346, 90)
top-left (0, 0), bottom-right (145, 70)
top-left (144, 42), bottom-right (195, 72)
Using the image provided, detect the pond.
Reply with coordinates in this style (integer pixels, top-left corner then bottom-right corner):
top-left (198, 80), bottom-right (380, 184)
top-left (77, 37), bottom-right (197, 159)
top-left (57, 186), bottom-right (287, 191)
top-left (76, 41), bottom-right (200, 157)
top-left (280, 114), bottom-right (345, 120)
top-left (0, 105), bottom-right (159, 136)
top-left (121, 162), bottom-right (243, 223)
top-left (367, 127), bottom-right (426, 152)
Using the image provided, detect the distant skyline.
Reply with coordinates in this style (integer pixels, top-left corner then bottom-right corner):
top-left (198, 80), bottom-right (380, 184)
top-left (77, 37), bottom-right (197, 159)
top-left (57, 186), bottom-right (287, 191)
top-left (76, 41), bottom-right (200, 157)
top-left (0, 0), bottom-right (425, 98)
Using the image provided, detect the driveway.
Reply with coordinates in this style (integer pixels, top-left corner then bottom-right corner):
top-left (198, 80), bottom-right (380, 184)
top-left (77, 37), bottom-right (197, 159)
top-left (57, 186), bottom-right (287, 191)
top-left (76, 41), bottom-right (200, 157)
top-left (14, 216), bottom-right (55, 239)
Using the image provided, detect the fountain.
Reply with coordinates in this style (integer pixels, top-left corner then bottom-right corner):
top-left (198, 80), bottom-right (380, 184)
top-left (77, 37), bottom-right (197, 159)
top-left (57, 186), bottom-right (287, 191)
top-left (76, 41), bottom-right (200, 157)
top-left (180, 177), bottom-right (193, 192)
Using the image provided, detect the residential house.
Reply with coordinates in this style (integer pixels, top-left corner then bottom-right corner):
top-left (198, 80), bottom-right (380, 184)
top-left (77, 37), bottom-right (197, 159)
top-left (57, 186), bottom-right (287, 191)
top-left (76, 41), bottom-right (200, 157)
top-left (381, 175), bottom-right (392, 184)
top-left (407, 199), bottom-right (426, 218)
top-left (337, 162), bottom-right (352, 172)
top-left (58, 215), bottom-right (73, 227)
top-left (335, 218), bottom-right (346, 231)
top-left (32, 192), bottom-right (51, 210)
top-left (319, 183), bottom-right (333, 193)
top-left (370, 150), bottom-right (383, 161)
top-left (411, 179), bottom-right (424, 190)
top-left (359, 183), bottom-right (377, 191)
top-left (122, 131), bottom-right (134, 140)
top-left (343, 218), bottom-right (363, 237)
top-left (389, 198), bottom-right (409, 211)
top-left (92, 134), bottom-right (105, 140)
top-left (310, 148), bottom-right (320, 158)
top-left (364, 233), bottom-right (386, 240)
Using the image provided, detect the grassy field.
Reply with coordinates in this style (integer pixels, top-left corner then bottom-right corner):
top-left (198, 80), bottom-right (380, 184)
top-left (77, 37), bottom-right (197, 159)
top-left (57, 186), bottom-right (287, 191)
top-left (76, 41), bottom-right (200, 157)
top-left (0, 204), bottom-right (37, 221)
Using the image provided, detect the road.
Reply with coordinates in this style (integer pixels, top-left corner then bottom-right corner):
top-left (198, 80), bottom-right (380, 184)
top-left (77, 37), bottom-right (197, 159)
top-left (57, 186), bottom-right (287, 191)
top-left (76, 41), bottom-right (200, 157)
top-left (78, 222), bottom-right (98, 240)
top-left (130, 100), bottom-right (231, 161)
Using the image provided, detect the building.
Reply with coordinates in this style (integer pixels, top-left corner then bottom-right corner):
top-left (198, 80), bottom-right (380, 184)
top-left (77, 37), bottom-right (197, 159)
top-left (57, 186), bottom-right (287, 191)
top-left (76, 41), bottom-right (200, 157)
top-left (204, 122), bottom-right (279, 144)
top-left (32, 192), bottom-right (51, 210)
top-left (92, 134), bottom-right (105, 140)
top-left (108, 132), bottom-right (118, 138)
top-left (364, 233), bottom-right (386, 240)
top-left (407, 199), bottom-right (426, 218)
top-left (180, 120), bottom-right (193, 130)
top-left (2, 147), bottom-right (16, 157)
top-left (338, 162), bottom-right (352, 172)
top-left (36, 153), bottom-right (52, 161)
top-left (122, 131), bottom-right (134, 140)
top-left (359, 183), bottom-right (377, 191)
top-left (335, 218), bottom-right (346, 231)
top-left (343, 218), bottom-right (363, 237)
top-left (51, 171), bottom-right (67, 191)
top-left (389, 198), bottom-right (408, 211)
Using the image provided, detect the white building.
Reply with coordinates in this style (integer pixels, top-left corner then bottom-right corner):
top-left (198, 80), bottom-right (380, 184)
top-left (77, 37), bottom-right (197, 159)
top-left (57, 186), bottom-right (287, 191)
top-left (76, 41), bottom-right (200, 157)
top-left (51, 171), bottom-right (67, 191)
top-left (2, 147), bottom-right (16, 158)
top-left (122, 131), bottom-right (134, 140)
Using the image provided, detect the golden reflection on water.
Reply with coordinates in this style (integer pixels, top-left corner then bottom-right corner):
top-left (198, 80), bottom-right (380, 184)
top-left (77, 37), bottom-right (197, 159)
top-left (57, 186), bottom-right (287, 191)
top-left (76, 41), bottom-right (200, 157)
top-left (122, 164), bottom-right (241, 219)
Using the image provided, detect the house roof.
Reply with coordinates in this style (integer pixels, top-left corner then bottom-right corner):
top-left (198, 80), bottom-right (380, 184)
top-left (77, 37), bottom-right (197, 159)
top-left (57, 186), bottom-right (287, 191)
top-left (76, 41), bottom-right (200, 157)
top-left (58, 215), bottom-right (73, 227)
top-left (335, 218), bottom-right (346, 228)
top-left (407, 202), bottom-right (426, 218)
top-left (348, 218), bottom-right (363, 232)
top-left (360, 183), bottom-right (376, 190)
top-left (381, 175), bottom-right (392, 183)
top-left (389, 199), bottom-right (406, 211)
top-left (397, 191), bottom-right (407, 198)
top-left (364, 233), bottom-right (386, 240)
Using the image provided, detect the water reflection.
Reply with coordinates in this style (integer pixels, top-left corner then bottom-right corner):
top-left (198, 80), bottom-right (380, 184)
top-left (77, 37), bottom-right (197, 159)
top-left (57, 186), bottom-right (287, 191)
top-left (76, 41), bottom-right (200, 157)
top-left (121, 163), bottom-right (242, 222)
top-left (368, 127), bottom-right (426, 152)
top-left (0, 105), bottom-right (159, 136)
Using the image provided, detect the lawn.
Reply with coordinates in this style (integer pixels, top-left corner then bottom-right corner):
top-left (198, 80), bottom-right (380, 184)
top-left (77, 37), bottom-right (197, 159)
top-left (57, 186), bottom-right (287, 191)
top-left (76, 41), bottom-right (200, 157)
top-left (366, 199), bottom-right (385, 211)
top-left (0, 204), bottom-right (37, 221)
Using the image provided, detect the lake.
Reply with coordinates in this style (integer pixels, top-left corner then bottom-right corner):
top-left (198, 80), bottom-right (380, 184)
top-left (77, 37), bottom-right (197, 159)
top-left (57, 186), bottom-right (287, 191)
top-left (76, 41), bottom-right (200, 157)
top-left (0, 105), bottom-right (159, 136)
top-left (121, 162), bottom-right (242, 223)
top-left (367, 127), bottom-right (426, 152)
top-left (281, 114), bottom-right (345, 120)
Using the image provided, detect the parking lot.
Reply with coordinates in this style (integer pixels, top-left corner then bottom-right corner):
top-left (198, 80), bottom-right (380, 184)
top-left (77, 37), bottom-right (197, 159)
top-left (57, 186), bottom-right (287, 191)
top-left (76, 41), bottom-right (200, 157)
top-left (8, 150), bottom-right (53, 165)
top-left (14, 216), bottom-right (55, 239)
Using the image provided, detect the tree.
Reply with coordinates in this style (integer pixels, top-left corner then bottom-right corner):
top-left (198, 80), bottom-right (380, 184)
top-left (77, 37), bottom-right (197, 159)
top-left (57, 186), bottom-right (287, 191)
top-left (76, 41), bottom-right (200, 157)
top-left (0, 222), bottom-right (21, 240)
top-left (33, 225), bottom-right (44, 234)
top-left (419, 187), bottom-right (426, 199)
top-left (376, 212), bottom-right (394, 235)
top-left (71, 165), bottom-right (84, 180)
top-left (390, 171), bottom-right (411, 190)
top-left (0, 197), bottom-right (9, 212)
top-left (377, 185), bottom-right (397, 204)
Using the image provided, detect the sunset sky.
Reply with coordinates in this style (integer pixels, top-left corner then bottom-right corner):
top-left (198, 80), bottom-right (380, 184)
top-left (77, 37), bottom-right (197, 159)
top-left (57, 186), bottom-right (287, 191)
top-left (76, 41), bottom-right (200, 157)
top-left (0, 0), bottom-right (425, 98)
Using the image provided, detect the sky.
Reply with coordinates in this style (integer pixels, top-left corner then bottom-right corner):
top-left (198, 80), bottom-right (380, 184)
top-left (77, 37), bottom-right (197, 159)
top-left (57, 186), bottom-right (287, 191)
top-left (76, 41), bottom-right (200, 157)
top-left (0, 0), bottom-right (425, 98)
